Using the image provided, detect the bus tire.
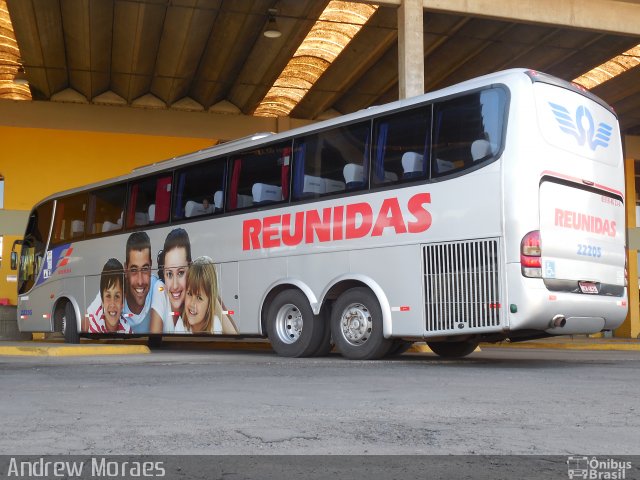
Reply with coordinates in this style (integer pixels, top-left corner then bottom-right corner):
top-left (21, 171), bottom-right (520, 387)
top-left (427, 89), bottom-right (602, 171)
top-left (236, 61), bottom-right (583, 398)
top-left (310, 308), bottom-right (333, 357)
top-left (148, 335), bottom-right (163, 348)
top-left (266, 289), bottom-right (326, 357)
top-left (331, 287), bottom-right (392, 360)
top-left (427, 340), bottom-right (478, 358)
top-left (62, 302), bottom-right (80, 344)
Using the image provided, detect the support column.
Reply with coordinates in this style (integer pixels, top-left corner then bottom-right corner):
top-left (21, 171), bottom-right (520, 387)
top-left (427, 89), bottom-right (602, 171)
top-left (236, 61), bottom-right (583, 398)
top-left (617, 152), bottom-right (640, 338)
top-left (398, 0), bottom-right (424, 99)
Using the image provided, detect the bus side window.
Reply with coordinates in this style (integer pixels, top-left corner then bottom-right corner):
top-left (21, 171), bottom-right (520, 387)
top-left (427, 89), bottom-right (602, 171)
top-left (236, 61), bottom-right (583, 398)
top-left (372, 106), bottom-right (431, 186)
top-left (86, 184), bottom-right (126, 236)
top-left (431, 88), bottom-right (506, 178)
top-left (173, 159), bottom-right (225, 220)
top-left (291, 121), bottom-right (368, 201)
top-left (51, 193), bottom-right (88, 244)
top-left (227, 142), bottom-right (290, 211)
top-left (126, 174), bottom-right (172, 229)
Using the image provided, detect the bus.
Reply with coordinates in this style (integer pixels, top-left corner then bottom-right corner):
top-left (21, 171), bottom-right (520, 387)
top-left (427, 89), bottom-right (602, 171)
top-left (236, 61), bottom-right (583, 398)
top-left (15, 69), bottom-right (628, 360)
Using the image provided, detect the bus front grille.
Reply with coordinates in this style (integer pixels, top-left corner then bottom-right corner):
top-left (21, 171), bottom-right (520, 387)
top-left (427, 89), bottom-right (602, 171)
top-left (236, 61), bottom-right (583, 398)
top-left (423, 239), bottom-right (502, 333)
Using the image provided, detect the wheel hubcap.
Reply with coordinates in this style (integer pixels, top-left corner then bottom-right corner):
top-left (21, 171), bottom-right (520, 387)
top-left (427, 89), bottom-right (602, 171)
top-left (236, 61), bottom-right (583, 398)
top-left (275, 303), bottom-right (303, 344)
top-left (340, 303), bottom-right (372, 346)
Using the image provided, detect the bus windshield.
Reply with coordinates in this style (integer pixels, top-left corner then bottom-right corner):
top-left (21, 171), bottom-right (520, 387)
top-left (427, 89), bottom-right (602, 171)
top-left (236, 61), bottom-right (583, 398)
top-left (18, 201), bottom-right (53, 295)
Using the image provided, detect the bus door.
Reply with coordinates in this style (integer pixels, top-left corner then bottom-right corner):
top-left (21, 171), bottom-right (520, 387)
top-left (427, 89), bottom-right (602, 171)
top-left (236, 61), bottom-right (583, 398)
top-left (217, 262), bottom-right (240, 333)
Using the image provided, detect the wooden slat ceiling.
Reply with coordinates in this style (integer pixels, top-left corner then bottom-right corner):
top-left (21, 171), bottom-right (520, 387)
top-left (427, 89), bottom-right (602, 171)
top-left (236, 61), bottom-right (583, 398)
top-left (6, 0), bottom-right (640, 134)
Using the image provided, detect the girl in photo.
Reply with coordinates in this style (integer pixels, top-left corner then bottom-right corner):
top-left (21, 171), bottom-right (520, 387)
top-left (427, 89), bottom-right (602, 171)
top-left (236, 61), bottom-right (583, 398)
top-left (182, 256), bottom-right (238, 334)
top-left (157, 228), bottom-right (191, 332)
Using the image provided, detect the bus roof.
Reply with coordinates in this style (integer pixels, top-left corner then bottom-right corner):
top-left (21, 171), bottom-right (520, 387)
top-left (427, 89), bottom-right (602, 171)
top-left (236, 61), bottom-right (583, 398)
top-left (32, 68), bottom-right (612, 206)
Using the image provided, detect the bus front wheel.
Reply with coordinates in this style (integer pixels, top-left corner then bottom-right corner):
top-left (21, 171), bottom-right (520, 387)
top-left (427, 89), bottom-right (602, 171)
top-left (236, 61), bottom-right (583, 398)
top-left (331, 287), bottom-right (392, 360)
top-left (266, 289), bottom-right (327, 357)
top-left (62, 302), bottom-right (80, 344)
top-left (427, 340), bottom-right (478, 358)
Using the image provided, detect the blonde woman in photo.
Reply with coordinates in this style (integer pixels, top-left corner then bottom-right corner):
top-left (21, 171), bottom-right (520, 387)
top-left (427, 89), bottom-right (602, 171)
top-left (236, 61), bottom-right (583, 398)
top-left (182, 256), bottom-right (238, 334)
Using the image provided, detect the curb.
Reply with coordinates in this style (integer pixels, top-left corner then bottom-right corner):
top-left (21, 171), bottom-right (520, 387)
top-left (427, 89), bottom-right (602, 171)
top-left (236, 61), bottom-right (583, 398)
top-left (0, 344), bottom-right (150, 357)
top-left (480, 342), bottom-right (640, 352)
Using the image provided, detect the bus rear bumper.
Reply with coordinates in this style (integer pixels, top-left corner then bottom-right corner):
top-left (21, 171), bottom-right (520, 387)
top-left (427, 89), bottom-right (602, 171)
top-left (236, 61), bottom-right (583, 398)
top-left (505, 264), bottom-right (627, 335)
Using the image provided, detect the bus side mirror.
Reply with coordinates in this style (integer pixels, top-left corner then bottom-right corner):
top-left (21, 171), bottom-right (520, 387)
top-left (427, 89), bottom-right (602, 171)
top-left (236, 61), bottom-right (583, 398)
top-left (10, 251), bottom-right (17, 270)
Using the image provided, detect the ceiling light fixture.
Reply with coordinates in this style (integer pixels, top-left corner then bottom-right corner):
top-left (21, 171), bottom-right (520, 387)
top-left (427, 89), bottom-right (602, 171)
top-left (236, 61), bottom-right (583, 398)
top-left (13, 64), bottom-right (28, 85)
top-left (264, 9), bottom-right (282, 39)
top-left (254, 1), bottom-right (378, 117)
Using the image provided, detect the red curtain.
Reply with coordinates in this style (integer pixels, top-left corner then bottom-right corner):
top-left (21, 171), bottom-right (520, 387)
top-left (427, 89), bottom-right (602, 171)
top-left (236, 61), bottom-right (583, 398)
top-left (127, 184), bottom-right (138, 227)
top-left (281, 147), bottom-right (291, 200)
top-left (155, 176), bottom-right (172, 223)
top-left (229, 159), bottom-right (242, 210)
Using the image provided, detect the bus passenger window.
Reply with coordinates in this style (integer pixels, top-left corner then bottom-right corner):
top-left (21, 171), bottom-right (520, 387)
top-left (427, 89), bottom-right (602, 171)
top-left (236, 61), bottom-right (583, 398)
top-left (173, 159), bottom-right (226, 220)
top-left (127, 174), bottom-right (172, 228)
top-left (227, 142), bottom-right (291, 211)
top-left (86, 184), bottom-right (126, 236)
top-left (51, 193), bottom-right (88, 244)
top-left (372, 106), bottom-right (431, 186)
top-left (431, 87), bottom-right (506, 178)
top-left (291, 121), bottom-right (368, 200)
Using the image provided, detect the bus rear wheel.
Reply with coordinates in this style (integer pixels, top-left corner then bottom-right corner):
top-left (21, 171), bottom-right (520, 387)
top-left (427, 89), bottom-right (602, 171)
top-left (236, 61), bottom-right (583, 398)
top-left (62, 302), bottom-right (80, 344)
top-left (266, 289), bottom-right (327, 357)
top-left (331, 287), bottom-right (392, 360)
top-left (427, 340), bottom-right (478, 358)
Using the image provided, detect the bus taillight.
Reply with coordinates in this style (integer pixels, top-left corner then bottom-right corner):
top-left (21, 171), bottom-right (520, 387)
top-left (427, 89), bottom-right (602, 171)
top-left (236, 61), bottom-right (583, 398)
top-left (521, 230), bottom-right (542, 278)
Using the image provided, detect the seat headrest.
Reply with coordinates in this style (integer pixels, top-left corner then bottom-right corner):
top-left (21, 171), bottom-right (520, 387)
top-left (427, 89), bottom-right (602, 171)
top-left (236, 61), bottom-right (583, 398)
top-left (252, 183), bottom-right (282, 203)
top-left (214, 191), bottom-right (223, 209)
top-left (303, 175), bottom-right (326, 194)
top-left (471, 139), bottom-right (492, 161)
top-left (401, 152), bottom-right (423, 173)
top-left (343, 163), bottom-right (364, 183)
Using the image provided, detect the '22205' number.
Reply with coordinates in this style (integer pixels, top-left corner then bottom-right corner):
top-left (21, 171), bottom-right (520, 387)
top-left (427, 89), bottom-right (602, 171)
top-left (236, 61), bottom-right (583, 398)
top-left (577, 244), bottom-right (602, 258)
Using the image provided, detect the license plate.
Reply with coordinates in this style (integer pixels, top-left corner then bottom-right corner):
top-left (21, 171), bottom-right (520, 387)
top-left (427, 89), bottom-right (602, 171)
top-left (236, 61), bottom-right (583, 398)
top-left (579, 282), bottom-right (599, 294)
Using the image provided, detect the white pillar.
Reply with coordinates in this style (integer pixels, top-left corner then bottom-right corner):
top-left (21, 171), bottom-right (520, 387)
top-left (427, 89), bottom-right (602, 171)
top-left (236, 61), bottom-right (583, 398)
top-left (398, 0), bottom-right (424, 99)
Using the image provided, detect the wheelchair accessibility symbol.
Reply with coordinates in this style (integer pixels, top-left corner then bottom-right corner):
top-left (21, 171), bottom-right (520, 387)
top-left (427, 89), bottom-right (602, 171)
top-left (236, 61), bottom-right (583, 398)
top-left (544, 261), bottom-right (556, 278)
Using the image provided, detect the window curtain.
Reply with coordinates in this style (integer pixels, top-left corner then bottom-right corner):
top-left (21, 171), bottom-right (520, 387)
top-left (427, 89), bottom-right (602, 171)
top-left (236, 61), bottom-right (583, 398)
top-left (229, 159), bottom-right (242, 210)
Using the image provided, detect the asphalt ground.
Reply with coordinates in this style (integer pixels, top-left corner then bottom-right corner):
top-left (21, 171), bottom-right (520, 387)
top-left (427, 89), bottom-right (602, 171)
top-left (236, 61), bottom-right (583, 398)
top-left (0, 334), bottom-right (638, 357)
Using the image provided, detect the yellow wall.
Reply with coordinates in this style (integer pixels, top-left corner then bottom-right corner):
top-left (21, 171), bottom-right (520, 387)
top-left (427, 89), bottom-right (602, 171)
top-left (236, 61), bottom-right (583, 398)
top-left (0, 126), bottom-right (213, 304)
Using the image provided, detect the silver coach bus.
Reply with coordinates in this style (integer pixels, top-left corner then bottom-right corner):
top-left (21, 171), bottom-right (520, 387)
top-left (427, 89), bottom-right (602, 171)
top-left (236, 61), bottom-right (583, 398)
top-left (16, 69), bottom-right (628, 359)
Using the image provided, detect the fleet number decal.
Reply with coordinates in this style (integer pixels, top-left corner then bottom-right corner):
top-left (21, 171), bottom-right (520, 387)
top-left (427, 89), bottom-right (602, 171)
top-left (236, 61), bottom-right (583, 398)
top-left (577, 244), bottom-right (602, 258)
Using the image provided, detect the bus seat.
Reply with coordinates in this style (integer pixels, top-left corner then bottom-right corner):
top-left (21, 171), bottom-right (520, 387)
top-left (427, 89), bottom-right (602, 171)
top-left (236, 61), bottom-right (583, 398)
top-left (401, 152), bottom-right (423, 179)
top-left (471, 139), bottom-right (492, 161)
top-left (384, 171), bottom-right (398, 182)
top-left (324, 178), bottom-right (345, 193)
top-left (134, 212), bottom-right (149, 226)
top-left (436, 158), bottom-right (455, 173)
top-left (236, 194), bottom-right (253, 208)
top-left (185, 200), bottom-right (214, 218)
top-left (302, 175), bottom-right (326, 196)
top-left (102, 220), bottom-right (120, 232)
top-left (214, 191), bottom-right (224, 211)
top-left (148, 204), bottom-right (155, 223)
top-left (343, 163), bottom-right (365, 190)
top-left (71, 220), bottom-right (84, 237)
top-left (252, 183), bottom-right (282, 204)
